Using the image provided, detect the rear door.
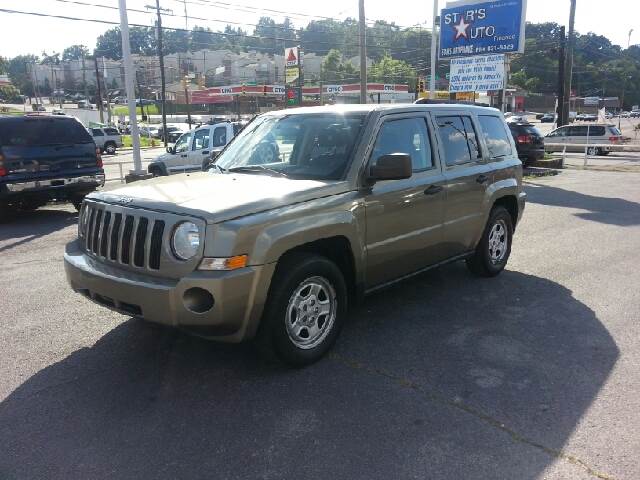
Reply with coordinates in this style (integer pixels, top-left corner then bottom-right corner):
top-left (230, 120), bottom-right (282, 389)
top-left (0, 117), bottom-right (98, 181)
top-left (210, 124), bottom-right (231, 154)
top-left (435, 113), bottom-right (492, 257)
top-left (91, 128), bottom-right (105, 149)
top-left (364, 113), bottom-right (446, 287)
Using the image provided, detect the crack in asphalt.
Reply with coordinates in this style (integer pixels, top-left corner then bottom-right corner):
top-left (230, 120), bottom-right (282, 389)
top-left (329, 352), bottom-right (616, 480)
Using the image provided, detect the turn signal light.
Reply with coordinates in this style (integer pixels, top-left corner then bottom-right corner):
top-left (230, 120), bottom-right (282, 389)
top-left (198, 255), bottom-right (248, 271)
top-left (96, 148), bottom-right (103, 168)
top-left (0, 154), bottom-right (6, 177)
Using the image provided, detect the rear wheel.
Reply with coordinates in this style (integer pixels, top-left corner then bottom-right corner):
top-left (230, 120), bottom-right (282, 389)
top-left (466, 206), bottom-right (513, 277)
top-left (104, 142), bottom-right (117, 155)
top-left (256, 253), bottom-right (347, 366)
top-left (149, 165), bottom-right (164, 177)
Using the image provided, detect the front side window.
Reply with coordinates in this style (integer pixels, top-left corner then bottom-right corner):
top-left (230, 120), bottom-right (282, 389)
top-left (214, 113), bottom-right (366, 180)
top-left (91, 128), bottom-right (104, 136)
top-left (548, 127), bottom-right (568, 138)
top-left (192, 129), bottom-right (210, 150)
top-left (371, 117), bottom-right (433, 171)
top-left (212, 126), bottom-right (227, 147)
top-left (478, 115), bottom-right (512, 159)
top-left (436, 115), bottom-right (481, 166)
top-left (174, 132), bottom-right (192, 153)
top-left (104, 128), bottom-right (119, 136)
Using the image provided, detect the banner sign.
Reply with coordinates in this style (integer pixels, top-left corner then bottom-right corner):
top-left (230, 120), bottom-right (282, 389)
top-left (440, 0), bottom-right (526, 58)
top-left (583, 97), bottom-right (599, 106)
top-left (449, 54), bottom-right (505, 92)
top-left (285, 67), bottom-right (300, 84)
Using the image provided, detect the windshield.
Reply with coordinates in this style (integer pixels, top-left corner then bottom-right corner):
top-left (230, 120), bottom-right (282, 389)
top-left (214, 113), bottom-right (367, 180)
top-left (0, 118), bottom-right (94, 146)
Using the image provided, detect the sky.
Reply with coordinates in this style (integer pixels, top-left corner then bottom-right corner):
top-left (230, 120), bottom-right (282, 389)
top-left (0, 0), bottom-right (638, 58)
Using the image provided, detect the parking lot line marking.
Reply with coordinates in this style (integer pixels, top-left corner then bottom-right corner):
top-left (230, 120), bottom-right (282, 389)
top-left (329, 352), bottom-right (616, 480)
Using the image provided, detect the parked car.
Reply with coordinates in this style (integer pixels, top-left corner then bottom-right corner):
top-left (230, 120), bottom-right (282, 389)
top-left (540, 113), bottom-right (556, 123)
top-left (157, 125), bottom-right (187, 142)
top-left (139, 125), bottom-right (159, 138)
top-left (630, 110), bottom-right (640, 118)
top-left (0, 115), bottom-right (104, 218)
top-left (136, 98), bottom-right (155, 107)
top-left (77, 100), bottom-right (93, 110)
top-left (544, 124), bottom-right (623, 155)
top-left (506, 115), bottom-right (527, 123)
top-left (31, 103), bottom-right (46, 112)
top-left (507, 122), bottom-right (545, 166)
top-left (90, 127), bottom-right (123, 155)
top-left (147, 122), bottom-right (242, 176)
top-left (64, 104), bottom-right (526, 365)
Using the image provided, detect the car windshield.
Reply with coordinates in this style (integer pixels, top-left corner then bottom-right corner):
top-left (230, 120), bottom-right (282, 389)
top-left (214, 113), bottom-right (367, 180)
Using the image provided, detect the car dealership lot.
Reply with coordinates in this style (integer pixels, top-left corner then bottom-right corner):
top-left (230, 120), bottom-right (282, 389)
top-left (1, 169), bottom-right (640, 479)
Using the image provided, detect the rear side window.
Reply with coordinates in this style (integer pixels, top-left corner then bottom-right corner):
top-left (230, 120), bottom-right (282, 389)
top-left (212, 126), bottom-right (227, 147)
top-left (103, 128), bottom-right (119, 136)
top-left (436, 115), bottom-right (481, 166)
top-left (478, 115), bottom-right (512, 159)
top-left (0, 118), bottom-right (94, 146)
top-left (192, 129), bottom-right (210, 150)
top-left (371, 117), bottom-right (433, 172)
top-left (589, 126), bottom-right (606, 136)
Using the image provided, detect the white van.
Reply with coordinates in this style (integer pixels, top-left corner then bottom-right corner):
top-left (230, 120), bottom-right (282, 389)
top-left (544, 124), bottom-right (623, 156)
top-left (147, 121), bottom-right (245, 176)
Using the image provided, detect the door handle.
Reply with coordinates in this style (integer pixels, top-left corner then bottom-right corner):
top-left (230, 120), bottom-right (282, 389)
top-left (202, 150), bottom-right (209, 155)
top-left (424, 184), bottom-right (443, 196)
top-left (181, 154), bottom-right (188, 158)
top-left (476, 174), bottom-right (489, 184)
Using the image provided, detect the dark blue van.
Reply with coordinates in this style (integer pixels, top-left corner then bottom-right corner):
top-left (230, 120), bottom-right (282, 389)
top-left (0, 115), bottom-right (105, 219)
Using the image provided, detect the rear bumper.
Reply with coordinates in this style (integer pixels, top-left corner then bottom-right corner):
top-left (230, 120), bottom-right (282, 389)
top-left (64, 239), bottom-right (276, 342)
top-left (1, 173), bottom-right (105, 201)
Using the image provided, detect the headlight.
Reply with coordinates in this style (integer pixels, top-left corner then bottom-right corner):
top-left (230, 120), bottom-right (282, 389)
top-left (171, 221), bottom-right (200, 260)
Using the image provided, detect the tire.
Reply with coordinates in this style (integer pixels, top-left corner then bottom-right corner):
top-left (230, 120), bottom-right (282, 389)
top-left (149, 165), bottom-right (164, 177)
top-left (104, 142), bottom-right (117, 155)
top-left (466, 206), bottom-right (513, 277)
top-left (586, 146), bottom-right (598, 156)
top-left (0, 203), bottom-right (13, 223)
top-left (71, 198), bottom-right (84, 212)
top-left (601, 150), bottom-right (610, 156)
top-left (255, 253), bottom-right (348, 366)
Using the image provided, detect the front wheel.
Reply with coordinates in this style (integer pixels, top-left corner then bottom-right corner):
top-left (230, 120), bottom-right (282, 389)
top-left (256, 253), bottom-right (347, 366)
top-left (104, 142), bottom-right (117, 155)
top-left (466, 206), bottom-right (513, 277)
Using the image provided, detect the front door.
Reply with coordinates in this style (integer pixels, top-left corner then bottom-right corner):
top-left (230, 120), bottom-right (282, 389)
top-left (435, 113), bottom-right (491, 257)
top-left (167, 131), bottom-right (192, 173)
top-left (189, 127), bottom-right (211, 170)
top-left (364, 114), bottom-right (446, 288)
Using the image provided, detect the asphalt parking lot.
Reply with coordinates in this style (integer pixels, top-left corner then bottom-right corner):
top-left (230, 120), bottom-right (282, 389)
top-left (1, 169), bottom-right (639, 479)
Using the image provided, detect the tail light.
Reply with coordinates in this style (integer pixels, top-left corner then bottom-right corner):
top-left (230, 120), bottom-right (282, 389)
top-left (517, 135), bottom-right (532, 144)
top-left (609, 136), bottom-right (621, 143)
top-left (96, 148), bottom-right (103, 168)
top-left (0, 153), bottom-right (6, 177)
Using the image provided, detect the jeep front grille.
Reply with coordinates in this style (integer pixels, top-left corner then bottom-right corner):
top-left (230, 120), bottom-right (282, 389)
top-left (81, 202), bottom-right (165, 271)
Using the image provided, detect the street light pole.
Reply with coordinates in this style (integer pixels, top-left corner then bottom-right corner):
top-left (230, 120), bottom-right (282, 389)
top-left (358, 0), bottom-right (367, 104)
top-left (118, 0), bottom-right (144, 178)
top-left (429, 0), bottom-right (438, 99)
top-left (563, 0), bottom-right (577, 126)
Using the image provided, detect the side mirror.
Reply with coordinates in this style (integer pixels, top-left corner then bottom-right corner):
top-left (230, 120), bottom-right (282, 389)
top-left (369, 153), bottom-right (412, 182)
top-left (167, 146), bottom-right (175, 154)
top-left (210, 150), bottom-right (220, 160)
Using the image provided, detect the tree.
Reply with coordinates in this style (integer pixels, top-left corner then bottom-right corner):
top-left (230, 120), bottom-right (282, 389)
top-left (95, 27), bottom-right (156, 59)
top-left (7, 55), bottom-right (38, 96)
top-left (0, 56), bottom-right (9, 74)
top-left (321, 49), bottom-right (358, 83)
top-left (369, 54), bottom-right (416, 87)
top-left (62, 45), bottom-right (89, 62)
top-left (0, 84), bottom-right (22, 102)
top-left (41, 51), bottom-right (61, 65)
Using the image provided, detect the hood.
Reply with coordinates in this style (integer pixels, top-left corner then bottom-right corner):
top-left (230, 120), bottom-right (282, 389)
top-left (90, 172), bottom-right (351, 223)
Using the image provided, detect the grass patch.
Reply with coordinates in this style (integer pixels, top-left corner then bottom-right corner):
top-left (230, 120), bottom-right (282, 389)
top-left (111, 105), bottom-right (160, 116)
top-left (0, 107), bottom-right (26, 115)
top-left (122, 135), bottom-right (158, 148)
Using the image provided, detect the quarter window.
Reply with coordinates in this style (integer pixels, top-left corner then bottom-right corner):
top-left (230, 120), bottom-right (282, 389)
top-left (371, 117), bottom-right (433, 172)
top-left (212, 126), bottom-right (227, 147)
top-left (436, 115), bottom-right (481, 166)
top-left (478, 115), bottom-right (512, 159)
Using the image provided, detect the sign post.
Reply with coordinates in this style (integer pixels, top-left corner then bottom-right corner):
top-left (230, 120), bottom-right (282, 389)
top-left (284, 46), bottom-right (301, 107)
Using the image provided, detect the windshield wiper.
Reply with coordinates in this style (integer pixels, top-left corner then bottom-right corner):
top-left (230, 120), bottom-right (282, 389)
top-left (227, 165), bottom-right (288, 178)
top-left (210, 163), bottom-right (226, 174)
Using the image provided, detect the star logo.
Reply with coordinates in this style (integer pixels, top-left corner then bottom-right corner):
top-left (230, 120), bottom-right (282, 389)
top-left (453, 17), bottom-right (471, 41)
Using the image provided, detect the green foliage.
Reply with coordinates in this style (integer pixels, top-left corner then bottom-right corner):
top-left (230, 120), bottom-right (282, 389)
top-left (0, 84), bottom-right (22, 102)
top-left (369, 54), bottom-right (416, 87)
top-left (7, 55), bottom-right (38, 96)
top-left (321, 49), bottom-right (358, 83)
top-left (0, 56), bottom-right (7, 74)
top-left (62, 45), bottom-right (89, 62)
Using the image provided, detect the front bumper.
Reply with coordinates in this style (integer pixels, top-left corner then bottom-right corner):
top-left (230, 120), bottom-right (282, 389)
top-left (64, 239), bottom-right (275, 342)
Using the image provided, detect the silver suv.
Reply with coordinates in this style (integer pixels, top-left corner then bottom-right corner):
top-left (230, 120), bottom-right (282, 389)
top-left (90, 127), bottom-right (123, 155)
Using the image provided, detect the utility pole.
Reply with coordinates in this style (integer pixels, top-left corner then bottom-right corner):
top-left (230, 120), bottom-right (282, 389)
top-left (119, 0), bottom-right (144, 179)
top-left (94, 55), bottom-right (104, 123)
top-left (556, 26), bottom-right (566, 126)
top-left (563, 0), bottom-right (577, 126)
top-left (358, 0), bottom-right (367, 104)
top-left (147, 1), bottom-right (170, 147)
top-left (429, 0), bottom-right (438, 99)
top-left (81, 50), bottom-right (89, 101)
top-left (184, 75), bottom-right (192, 129)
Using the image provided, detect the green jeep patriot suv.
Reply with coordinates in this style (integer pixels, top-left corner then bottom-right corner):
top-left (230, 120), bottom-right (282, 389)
top-left (65, 104), bottom-right (526, 365)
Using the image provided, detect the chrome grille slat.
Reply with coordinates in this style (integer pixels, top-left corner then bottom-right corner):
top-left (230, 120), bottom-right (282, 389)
top-left (79, 201), bottom-right (201, 276)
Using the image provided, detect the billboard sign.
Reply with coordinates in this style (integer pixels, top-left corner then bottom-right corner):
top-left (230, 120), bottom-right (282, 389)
top-left (449, 54), bottom-right (505, 92)
top-left (440, 0), bottom-right (527, 58)
top-left (583, 96), bottom-right (599, 106)
top-left (285, 47), bottom-right (299, 67)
